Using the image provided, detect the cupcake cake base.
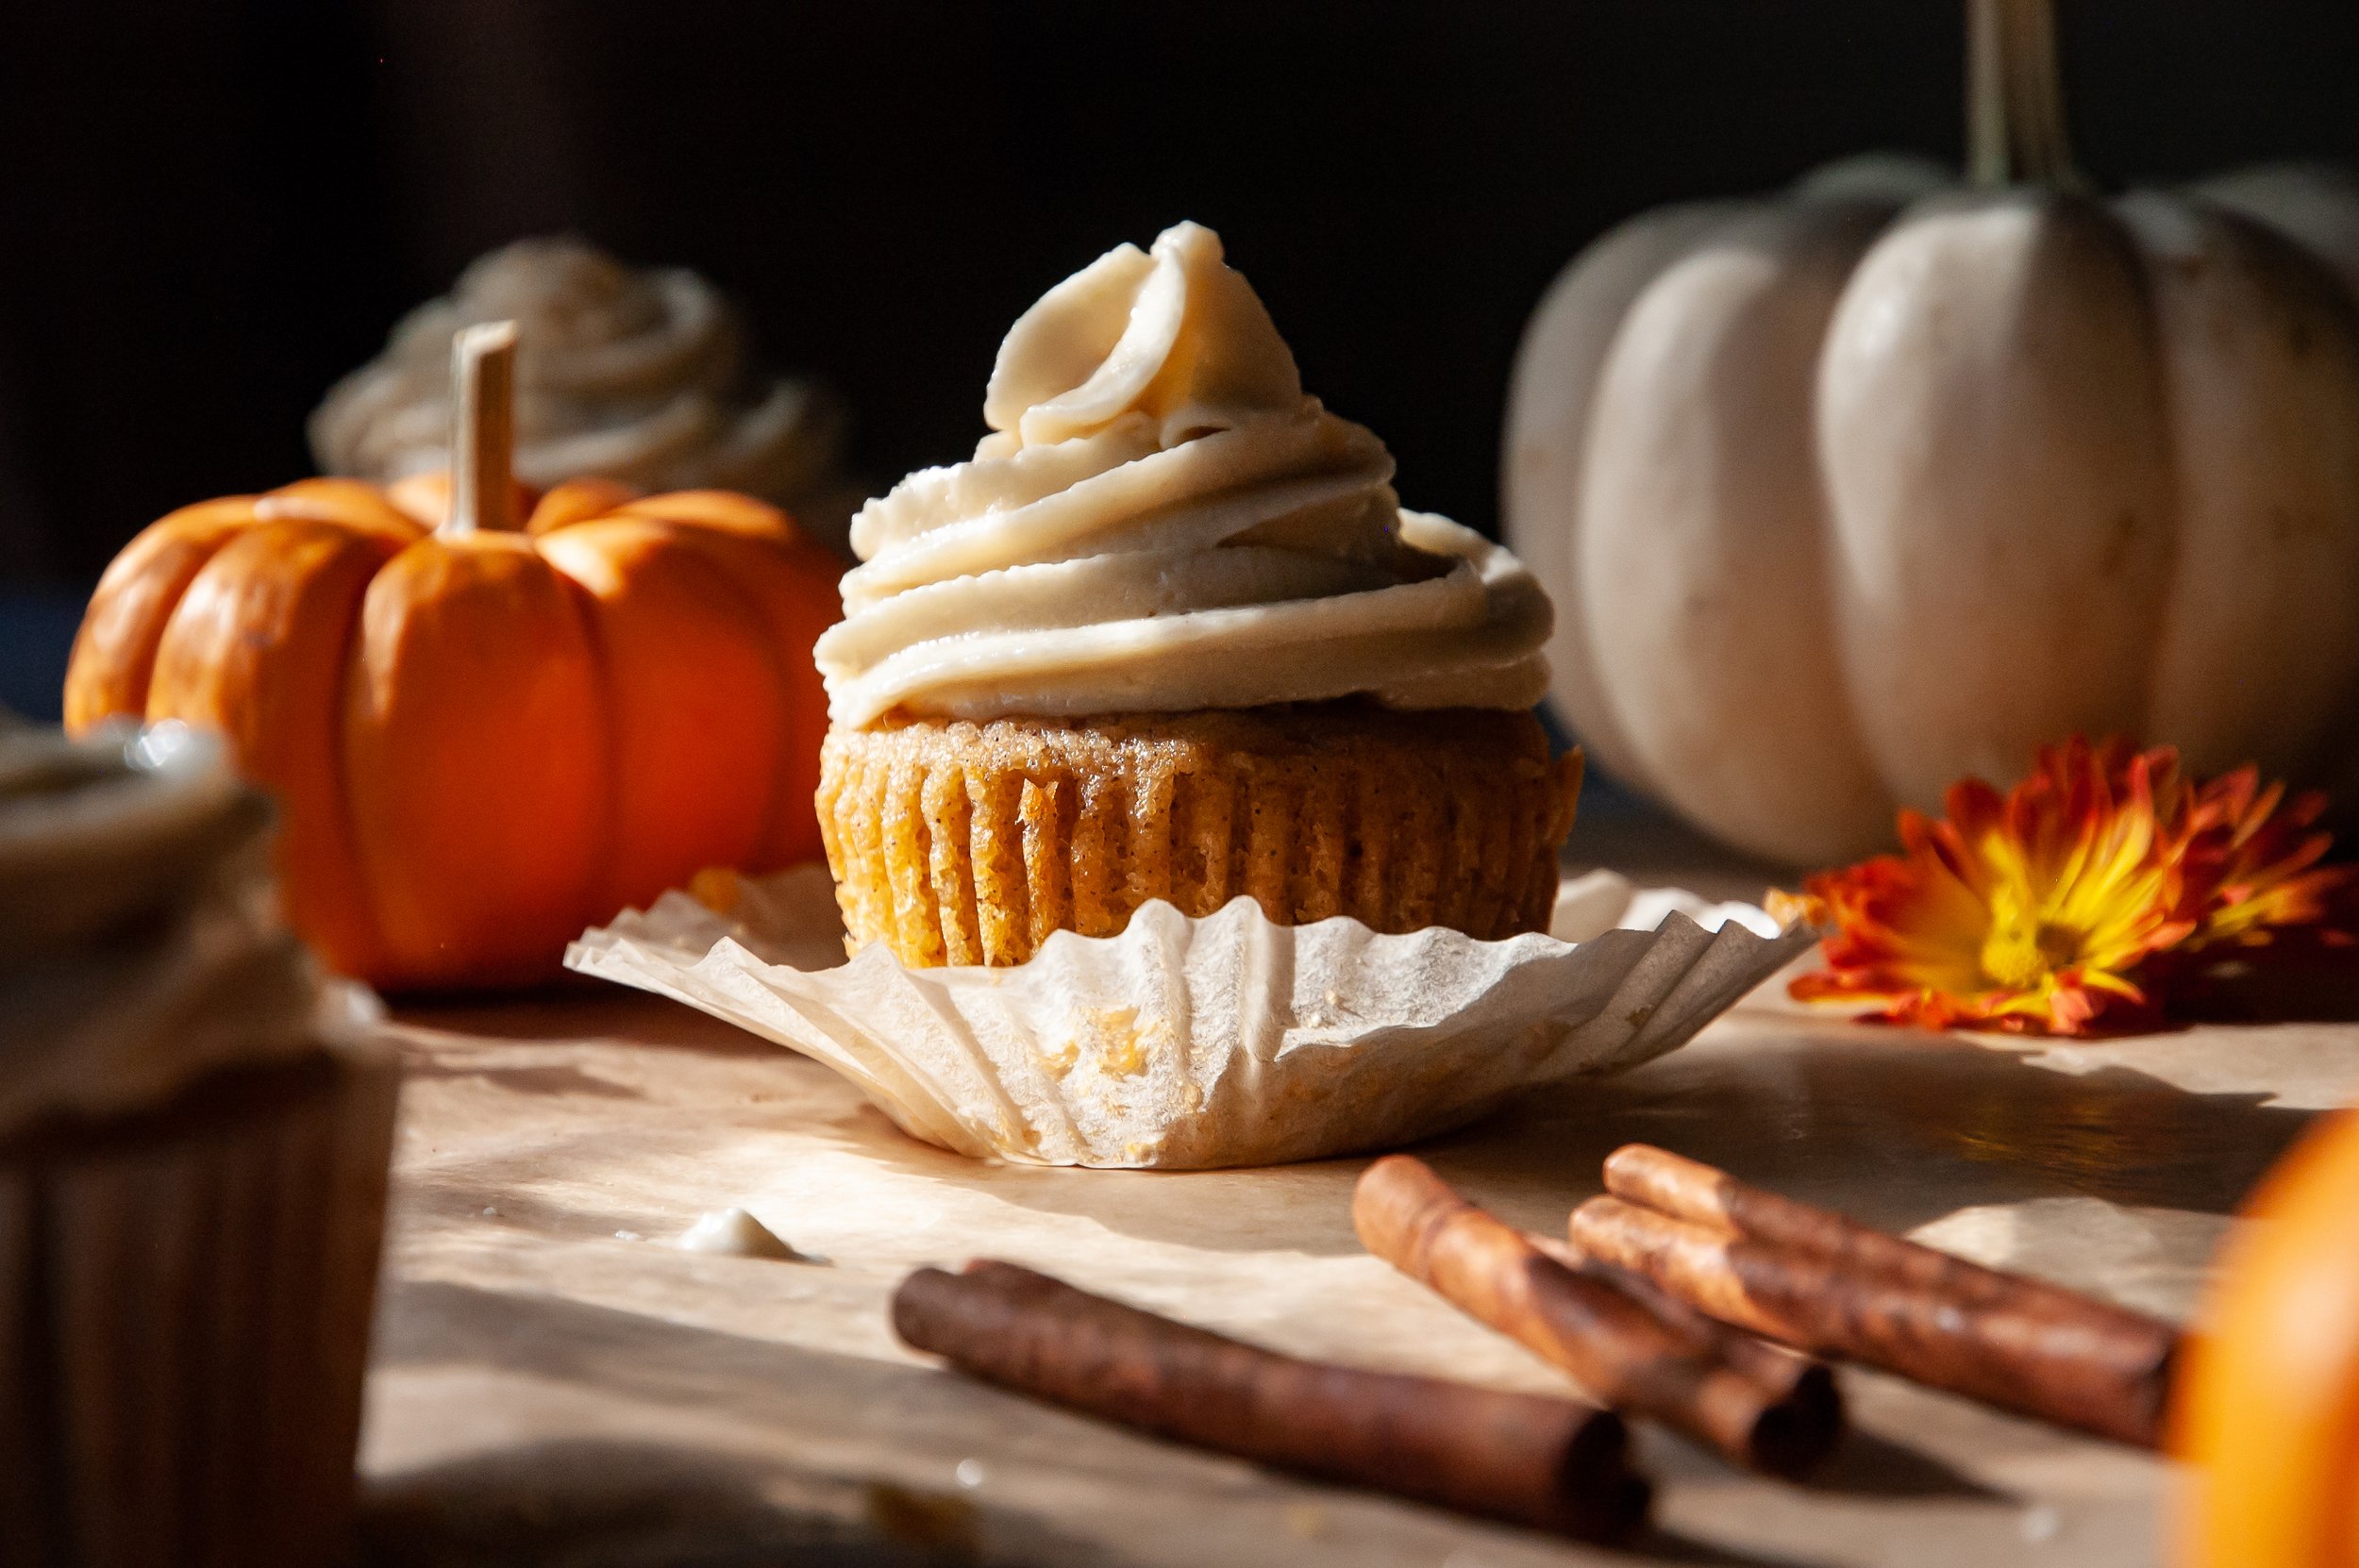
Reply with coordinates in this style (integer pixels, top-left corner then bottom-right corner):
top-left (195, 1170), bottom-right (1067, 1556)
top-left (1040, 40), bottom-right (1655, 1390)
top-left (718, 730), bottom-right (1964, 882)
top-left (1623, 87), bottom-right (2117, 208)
top-left (819, 704), bottom-right (1581, 967)
top-left (0, 1043), bottom-right (400, 1568)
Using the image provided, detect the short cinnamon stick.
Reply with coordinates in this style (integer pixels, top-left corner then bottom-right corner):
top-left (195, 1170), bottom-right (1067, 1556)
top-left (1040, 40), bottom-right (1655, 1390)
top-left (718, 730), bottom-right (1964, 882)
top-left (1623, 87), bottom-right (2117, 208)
top-left (892, 1259), bottom-right (1649, 1542)
top-left (1570, 1187), bottom-right (2176, 1448)
top-left (1354, 1156), bottom-right (1840, 1476)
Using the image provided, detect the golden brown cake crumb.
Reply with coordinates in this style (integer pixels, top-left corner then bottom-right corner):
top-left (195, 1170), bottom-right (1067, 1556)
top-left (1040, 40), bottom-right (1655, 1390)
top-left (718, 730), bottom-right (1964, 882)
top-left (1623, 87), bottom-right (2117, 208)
top-left (818, 704), bottom-right (1581, 967)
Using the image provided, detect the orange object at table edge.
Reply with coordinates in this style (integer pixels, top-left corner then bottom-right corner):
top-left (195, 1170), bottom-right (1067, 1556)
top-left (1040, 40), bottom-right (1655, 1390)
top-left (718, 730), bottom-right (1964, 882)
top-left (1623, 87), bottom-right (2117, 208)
top-left (2171, 1103), bottom-right (2359, 1566)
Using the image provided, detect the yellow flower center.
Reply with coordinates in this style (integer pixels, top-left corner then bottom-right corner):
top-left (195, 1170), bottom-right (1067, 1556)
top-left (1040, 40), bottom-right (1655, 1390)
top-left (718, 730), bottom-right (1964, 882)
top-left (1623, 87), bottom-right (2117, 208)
top-left (1979, 917), bottom-right (2084, 991)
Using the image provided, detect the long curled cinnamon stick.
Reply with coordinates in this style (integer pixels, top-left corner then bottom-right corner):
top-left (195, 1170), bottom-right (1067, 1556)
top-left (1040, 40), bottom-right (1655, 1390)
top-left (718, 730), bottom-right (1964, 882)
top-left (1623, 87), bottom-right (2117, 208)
top-left (892, 1259), bottom-right (1650, 1542)
top-left (1604, 1144), bottom-right (2093, 1309)
top-left (1575, 1146), bottom-right (2178, 1447)
top-left (1354, 1156), bottom-right (1840, 1476)
top-left (1529, 1232), bottom-right (1833, 1418)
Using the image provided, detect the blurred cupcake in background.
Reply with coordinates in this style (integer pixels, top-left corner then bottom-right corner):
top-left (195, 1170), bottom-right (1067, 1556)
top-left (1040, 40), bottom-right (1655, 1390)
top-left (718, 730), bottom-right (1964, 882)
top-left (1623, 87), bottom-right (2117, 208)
top-left (310, 235), bottom-right (866, 553)
top-left (0, 720), bottom-right (397, 1564)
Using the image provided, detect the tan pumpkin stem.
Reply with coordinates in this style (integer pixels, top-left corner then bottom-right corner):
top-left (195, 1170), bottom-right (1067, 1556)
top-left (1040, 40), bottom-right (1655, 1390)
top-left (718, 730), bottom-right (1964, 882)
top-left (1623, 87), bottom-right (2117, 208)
top-left (1967, 0), bottom-right (2083, 191)
top-left (444, 320), bottom-right (520, 536)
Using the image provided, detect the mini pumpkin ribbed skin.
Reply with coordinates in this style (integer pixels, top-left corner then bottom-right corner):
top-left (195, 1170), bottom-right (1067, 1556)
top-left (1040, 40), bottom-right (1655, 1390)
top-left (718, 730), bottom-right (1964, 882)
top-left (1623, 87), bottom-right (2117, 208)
top-left (816, 704), bottom-right (1581, 967)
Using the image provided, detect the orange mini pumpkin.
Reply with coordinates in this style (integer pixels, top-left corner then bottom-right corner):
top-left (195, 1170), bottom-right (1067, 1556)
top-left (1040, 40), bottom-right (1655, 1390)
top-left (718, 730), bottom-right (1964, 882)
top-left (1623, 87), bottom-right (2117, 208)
top-left (2171, 1102), bottom-right (2359, 1565)
top-left (64, 322), bottom-right (841, 991)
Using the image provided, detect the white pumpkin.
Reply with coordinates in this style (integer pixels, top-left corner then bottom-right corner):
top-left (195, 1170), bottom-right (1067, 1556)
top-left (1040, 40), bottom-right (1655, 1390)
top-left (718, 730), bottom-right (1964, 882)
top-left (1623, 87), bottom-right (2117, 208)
top-left (1505, 0), bottom-right (2359, 865)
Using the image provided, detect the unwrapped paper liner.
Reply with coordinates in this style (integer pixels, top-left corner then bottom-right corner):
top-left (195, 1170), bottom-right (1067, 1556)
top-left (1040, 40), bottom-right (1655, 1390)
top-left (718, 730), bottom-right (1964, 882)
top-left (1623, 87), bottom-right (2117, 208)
top-left (565, 865), bottom-right (1814, 1169)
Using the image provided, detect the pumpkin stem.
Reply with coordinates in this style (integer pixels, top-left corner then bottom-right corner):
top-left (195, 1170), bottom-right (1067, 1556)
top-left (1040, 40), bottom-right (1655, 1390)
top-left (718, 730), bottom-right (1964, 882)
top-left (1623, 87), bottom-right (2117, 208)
top-left (443, 320), bottom-right (520, 537)
top-left (1967, 0), bottom-right (2083, 191)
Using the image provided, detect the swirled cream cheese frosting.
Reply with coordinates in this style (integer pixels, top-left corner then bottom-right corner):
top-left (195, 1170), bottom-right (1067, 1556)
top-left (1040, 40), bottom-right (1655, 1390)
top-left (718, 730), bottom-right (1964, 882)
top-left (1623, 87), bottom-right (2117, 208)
top-left (815, 222), bottom-right (1550, 727)
top-left (311, 236), bottom-right (855, 542)
top-left (0, 724), bottom-right (355, 1139)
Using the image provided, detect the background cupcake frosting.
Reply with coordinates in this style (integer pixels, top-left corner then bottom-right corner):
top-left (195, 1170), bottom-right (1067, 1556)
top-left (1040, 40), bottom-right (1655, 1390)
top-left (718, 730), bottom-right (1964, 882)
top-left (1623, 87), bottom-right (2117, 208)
top-left (309, 236), bottom-right (862, 550)
top-left (818, 222), bottom-right (1552, 727)
top-left (0, 724), bottom-right (326, 1133)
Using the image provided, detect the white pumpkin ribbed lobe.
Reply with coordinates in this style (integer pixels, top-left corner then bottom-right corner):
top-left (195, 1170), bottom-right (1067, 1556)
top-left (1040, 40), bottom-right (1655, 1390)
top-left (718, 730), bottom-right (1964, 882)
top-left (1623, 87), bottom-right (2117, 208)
top-left (1505, 160), bottom-right (2359, 866)
top-left (819, 222), bottom-right (1550, 727)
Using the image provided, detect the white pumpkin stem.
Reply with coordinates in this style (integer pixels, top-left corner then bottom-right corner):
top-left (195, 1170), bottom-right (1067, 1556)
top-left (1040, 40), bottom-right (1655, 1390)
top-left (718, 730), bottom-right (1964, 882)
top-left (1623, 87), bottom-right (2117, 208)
top-left (1967, 0), bottom-right (2083, 191)
top-left (443, 320), bottom-right (520, 537)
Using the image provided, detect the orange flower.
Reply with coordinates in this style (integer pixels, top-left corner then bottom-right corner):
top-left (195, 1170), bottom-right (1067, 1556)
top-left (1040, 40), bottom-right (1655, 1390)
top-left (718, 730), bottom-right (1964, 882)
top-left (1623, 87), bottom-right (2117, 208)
top-left (2176, 765), bottom-right (2349, 950)
top-left (1779, 739), bottom-right (2351, 1036)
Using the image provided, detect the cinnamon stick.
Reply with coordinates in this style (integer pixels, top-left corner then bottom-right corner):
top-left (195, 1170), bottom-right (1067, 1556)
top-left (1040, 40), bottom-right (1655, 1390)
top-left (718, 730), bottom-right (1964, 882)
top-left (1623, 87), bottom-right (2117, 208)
top-left (1601, 1144), bottom-right (2183, 1395)
top-left (1570, 1186), bottom-right (2176, 1448)
top-left (1606, 1144), bottom-right (2101, 1310)
top-left (1354, 1156), bottom-right (1840, 1476)
top-left (891, 1259), bottom-right (1649, 1542)
top-left (1531, 1231), bottom-right (1832, 1410)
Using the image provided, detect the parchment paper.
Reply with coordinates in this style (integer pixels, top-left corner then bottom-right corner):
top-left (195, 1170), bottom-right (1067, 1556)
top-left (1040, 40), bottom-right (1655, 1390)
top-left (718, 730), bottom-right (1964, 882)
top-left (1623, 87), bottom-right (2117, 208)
top-left (566, 866), bottom-right (1814, 1168)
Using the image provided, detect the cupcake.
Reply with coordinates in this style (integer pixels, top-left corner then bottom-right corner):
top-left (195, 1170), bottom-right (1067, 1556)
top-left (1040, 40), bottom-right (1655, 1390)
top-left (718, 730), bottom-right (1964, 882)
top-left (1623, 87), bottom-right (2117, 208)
top-left (310, 235), bottom-right (864, 552)
top-left (815, 222), bottom-right (1575, 967)
top-left (0, 723), bottom-right (398, 1563)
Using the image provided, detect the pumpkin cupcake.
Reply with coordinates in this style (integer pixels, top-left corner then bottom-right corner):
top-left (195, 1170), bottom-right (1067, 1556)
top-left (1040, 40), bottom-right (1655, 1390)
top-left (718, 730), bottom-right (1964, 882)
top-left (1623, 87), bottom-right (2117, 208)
top-left (815, 223), bottom-right (1575, 966)
top-left (0, 722), bottom-right (397, 1562)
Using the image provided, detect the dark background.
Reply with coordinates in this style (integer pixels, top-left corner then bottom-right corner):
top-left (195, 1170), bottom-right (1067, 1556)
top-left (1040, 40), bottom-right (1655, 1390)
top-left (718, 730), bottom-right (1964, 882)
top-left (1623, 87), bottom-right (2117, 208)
top-left (4, 0), bottom-right (2358, 716)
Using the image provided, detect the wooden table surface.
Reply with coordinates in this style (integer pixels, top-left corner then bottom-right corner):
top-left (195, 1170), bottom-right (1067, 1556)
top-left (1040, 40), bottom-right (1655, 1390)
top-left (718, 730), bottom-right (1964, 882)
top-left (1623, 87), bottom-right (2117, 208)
top-left (349, 822), bottom-right (2359, 1568)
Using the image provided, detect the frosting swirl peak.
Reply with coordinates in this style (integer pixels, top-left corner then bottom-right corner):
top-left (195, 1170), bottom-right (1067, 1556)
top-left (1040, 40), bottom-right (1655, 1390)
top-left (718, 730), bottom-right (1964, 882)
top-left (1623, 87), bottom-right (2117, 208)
top-left (819, 222), bottom-right (1550, 727)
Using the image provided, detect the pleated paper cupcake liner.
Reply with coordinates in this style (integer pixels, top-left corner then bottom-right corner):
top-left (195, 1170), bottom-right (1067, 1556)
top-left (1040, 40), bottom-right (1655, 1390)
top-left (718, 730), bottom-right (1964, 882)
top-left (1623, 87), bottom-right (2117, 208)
top-left (568, 865), bottom-right (1812, 1170)
top-left (0, 1042), bottom-right (401, 1568)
